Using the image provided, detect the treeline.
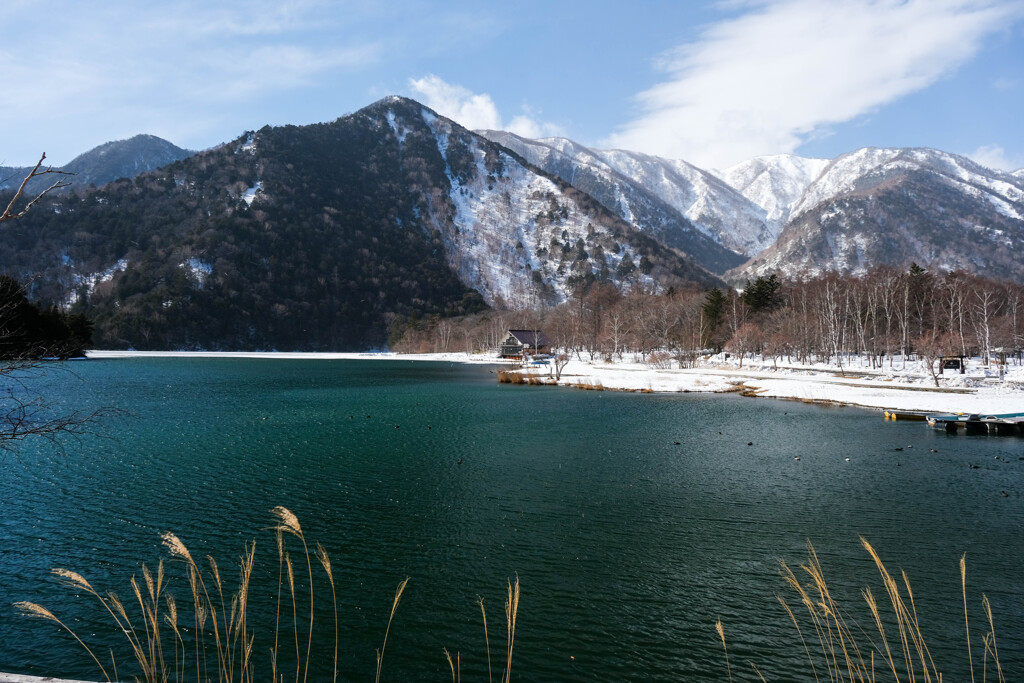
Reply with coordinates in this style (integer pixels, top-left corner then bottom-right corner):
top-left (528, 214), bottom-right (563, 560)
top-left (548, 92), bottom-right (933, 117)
top-left (391, 264), bottom-right (1024, 367)
top-left (0, 276), bottom-right (92, 359)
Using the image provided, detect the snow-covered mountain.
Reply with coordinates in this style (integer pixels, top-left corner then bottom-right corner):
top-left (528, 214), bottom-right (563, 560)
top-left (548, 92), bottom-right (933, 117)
top-left (479, 131), bottom-right (751, 272)
top-left (1, 97), bottom-right (723, 350)
top-left (594, 148), bottom-right (776, 257)
top-left (482, 128), bottom-right (1024, 284)
top-left (733, 148), bottom-right (1024, 281)
top-left (392, 102), bottom-right (720, 306)
top-left (713, 154), bottom-right (830, 234)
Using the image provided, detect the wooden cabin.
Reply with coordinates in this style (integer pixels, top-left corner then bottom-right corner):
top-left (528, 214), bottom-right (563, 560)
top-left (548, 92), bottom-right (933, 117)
top-left (500, 329), bottom-right (551, 358)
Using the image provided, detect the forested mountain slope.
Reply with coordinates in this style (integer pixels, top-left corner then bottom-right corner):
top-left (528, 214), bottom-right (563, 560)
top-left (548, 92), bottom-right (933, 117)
top-left (733, 148), bottom-right (1024, 281)
top-left (0, 98), bottom-right (719, 350)
top-left (1, 135), bottom-right (193, 195)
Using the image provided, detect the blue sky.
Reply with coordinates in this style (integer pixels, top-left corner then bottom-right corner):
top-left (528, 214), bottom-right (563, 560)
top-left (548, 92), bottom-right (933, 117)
top-left (1, 0), bottom-right (1021, 171)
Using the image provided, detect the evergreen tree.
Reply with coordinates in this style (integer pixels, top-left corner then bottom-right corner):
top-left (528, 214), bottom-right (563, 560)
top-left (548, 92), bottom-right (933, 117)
top-left (616, 253), bottom-right (636, 277)
top-left (742, 273), bottom-right (783, 313)
top-left (0, 276), bottom-right (92, 359)
top-left (701, 287), bottom-right (726, 350)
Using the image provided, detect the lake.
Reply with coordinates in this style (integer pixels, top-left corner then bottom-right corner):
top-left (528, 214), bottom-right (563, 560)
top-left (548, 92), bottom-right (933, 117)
top-left (1, 358), bottom-right (1021, 681)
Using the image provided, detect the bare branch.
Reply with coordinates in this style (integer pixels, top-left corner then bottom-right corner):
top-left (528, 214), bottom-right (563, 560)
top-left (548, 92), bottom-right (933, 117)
top-left (0, 360), bottom-right (124, 455)
top-left (0, 169), bottom-right (114, 453)
top-left (1, 153), bottom-right (75, 223)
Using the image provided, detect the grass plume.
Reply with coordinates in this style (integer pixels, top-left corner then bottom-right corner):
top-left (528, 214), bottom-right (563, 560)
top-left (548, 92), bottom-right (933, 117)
top-left (315, 541), bottom-right (339, 683)
top-left (375, 576), bottom-right (410, 683)
top-left (715, 619), bottom-right (732, 683)
top-left (725, 538), bottom-right (1005, 682)
top-left (443, 647), bottom-right (459, 683)
top-left (502, 575), bottom-right (519, 683)
top-left (19, 508), bottom-right (522, 683)
top-left (273, 505), bottom-right (314, 683)
top-left (478, 596), bottom-right (492, 683)
top-left (15, 601), bottom-right (112, 682)
top-left (963, 553), bottom-right (975, 683)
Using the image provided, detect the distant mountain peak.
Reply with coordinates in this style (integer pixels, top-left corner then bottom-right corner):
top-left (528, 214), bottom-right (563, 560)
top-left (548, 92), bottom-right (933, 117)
top-left (713, 154), bottom-right (830, 235)
top-left (732, 145), bottom-right (1024, 282)
top-left (481, 124), bottom-right (1024, 283)
top-left (0, 134), bottom-right (194, 194)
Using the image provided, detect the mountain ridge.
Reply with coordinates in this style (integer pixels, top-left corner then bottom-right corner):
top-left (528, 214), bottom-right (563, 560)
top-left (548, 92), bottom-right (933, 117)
top-left (734, 147), bottom-right (1024, 281)
top-left (479, 130), bottom-right (758, 269)
top-left (0, 134), bottom-right (194, 195)
top-left (2, 95), bottom-right (1023, 354)
top-left (0, 96), bottom-right (721, 350)
top-left (478, 129), bottom-right (1024, 284)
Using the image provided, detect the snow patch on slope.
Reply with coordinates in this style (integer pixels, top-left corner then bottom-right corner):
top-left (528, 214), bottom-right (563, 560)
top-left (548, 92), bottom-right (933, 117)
top-left (386, 110), bottom-right (409, 145)
top-left (715, 154), bottom-right (829, 231)
top-left (180, 258), bottom-right (213, 288)
top-left (241, 180), bottom-right (262, 206)
top-left (238, 133), bottom-right (256, 155)
top-left (419, 115), bottom-right (653, 306)
top-left (65, 259), bottom-right (129, 306)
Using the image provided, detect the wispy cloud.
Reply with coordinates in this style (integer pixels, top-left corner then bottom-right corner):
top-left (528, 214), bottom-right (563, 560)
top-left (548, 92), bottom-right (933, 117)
top-left (408, 74), bottom-right (563, 137)
top-left (188, 43), bottom-right (382, 101)
top-left (969, 144), bottom-right (1023, 172)
top-left (136, 0), bottom-right (336, 38)
top-left (0, 1), bottom-right (385, 162)
top-left (605, 0), bottom-right (1022, 168)
top-left (992, 76), bottom-right (1018, 91)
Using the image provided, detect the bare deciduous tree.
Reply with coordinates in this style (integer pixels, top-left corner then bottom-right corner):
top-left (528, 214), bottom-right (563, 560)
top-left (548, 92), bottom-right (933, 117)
top-left (2, 155), bottom-right (114, 452)
top-left (1, 153), bottom-right (73, 223)
top-left (0, 358), bottom-right (111, 452)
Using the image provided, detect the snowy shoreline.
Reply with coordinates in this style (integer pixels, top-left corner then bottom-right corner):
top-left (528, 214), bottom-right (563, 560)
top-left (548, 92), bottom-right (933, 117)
top-left (86, 349), bottom-right (1024, 415)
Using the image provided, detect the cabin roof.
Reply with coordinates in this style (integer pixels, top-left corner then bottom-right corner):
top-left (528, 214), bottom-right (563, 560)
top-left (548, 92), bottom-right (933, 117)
top-left (506, 329), bottom-right (550, 347)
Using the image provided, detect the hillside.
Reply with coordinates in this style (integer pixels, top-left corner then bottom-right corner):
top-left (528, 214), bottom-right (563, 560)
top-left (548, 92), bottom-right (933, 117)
top-left (0, 135), bottom-right (193, 194)
top-left (482, 131), bottom-right (1024, 284)
top-left (479, 131), bottom-right (750, 272)
top-left (733, 148), bottom-right (1024, 281)
top-left (0, 98), bottom-right (720, 350)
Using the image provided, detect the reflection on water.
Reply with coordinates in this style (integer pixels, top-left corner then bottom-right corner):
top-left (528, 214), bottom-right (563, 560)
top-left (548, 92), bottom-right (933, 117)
top-left (1, 358), bottom-right (1021, 681)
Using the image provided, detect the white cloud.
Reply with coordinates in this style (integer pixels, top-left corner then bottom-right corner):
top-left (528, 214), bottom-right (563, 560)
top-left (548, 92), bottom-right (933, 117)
top-left (0, 1), bottom-right (384, 164)
top-left (408, 74), bottom-right (562, 137)
top-left (138, 0), bottom-right (335, 38)
top-left (605, 0), bottom-right (1022, 169)
top-left (191, 43), bottom-right (381, 101)
top-left (968, 145), bottom-right (1023, 172)
top-left (508, 104), bottom-right (564, 139)
top-left (408, 75), bottom-right (502, 130)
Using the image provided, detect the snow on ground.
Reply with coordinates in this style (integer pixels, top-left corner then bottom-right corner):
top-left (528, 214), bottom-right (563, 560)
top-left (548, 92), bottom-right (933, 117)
top-left (86, 350), bottom-right (1024, 415)
top-left (241, 180), bottom-right (262, 205)
top-left (530, 355), bottom-right (1024, 414)
top-left (65, 259), bottom-right (129, 307)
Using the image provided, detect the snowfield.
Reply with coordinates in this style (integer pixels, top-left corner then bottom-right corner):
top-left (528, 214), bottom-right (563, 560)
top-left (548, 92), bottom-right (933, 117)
top-left (505, 355), bottom-right (1024, 414)
top-left (86, 350), bottom-right (1024, 415)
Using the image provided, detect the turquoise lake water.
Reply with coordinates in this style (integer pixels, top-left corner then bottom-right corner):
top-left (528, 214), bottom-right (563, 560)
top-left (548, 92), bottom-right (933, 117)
top-left (0, 358), bottom-right (1021, 681)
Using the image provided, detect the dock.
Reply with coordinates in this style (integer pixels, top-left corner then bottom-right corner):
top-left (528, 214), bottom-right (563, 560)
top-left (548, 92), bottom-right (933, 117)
top-left (924, 411), bottom-right (1024, 435)
top-left (883, 410), bottom-right (928, 421)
